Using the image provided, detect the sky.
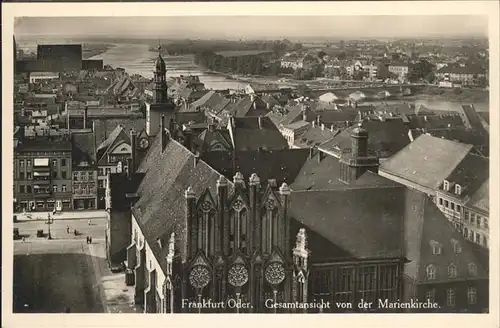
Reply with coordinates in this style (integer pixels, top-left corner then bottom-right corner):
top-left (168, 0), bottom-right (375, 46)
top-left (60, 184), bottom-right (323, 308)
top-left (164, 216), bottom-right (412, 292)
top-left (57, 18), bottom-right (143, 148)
top-left (14, 16), bottom-right (488, 40)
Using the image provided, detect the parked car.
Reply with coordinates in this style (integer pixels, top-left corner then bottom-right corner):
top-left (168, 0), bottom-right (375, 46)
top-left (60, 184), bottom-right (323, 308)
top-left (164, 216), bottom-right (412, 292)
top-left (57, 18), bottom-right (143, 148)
top-left (36, 229), bottom-right (44, 237)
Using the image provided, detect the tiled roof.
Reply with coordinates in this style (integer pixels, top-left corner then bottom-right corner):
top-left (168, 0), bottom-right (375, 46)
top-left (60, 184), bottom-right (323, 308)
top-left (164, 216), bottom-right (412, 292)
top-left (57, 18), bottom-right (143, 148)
top-left (444, 153), bottom-right (489, 199)
top-left (93, 118), bottom-right (146, 147)
top-left (290, 151), bottom-right (398, 191)
top-left (72, 132), bottom-right (96, 165)
top-left (133, 133), bottom-right (234, 269)
top-left (223, 96), bottom-right (269, 118)
top-left (319, 119), bottom-right (410, 159)
top-left (96, 125), bottom-right (131, 166)
top-left (231, 117), bottom-right (288, 151)
top-left (406, 113), bottom-right (466, 130)
top-left (290, 187), bottom-right (406, 259)
top-left (461, 105), bottom-right (484, 131)
top-left (466, 178), bottom-right (489, 213)
top-left (283, 120), bottom-right (310, 131)
top-left (15, 138), bottom-right (72, 152)
top-left (379, 135), bottom-right (473, 190)
top-left (409, 193), bottom-right (489, 282)
top-left (294, 125), bottom-right (338, 148)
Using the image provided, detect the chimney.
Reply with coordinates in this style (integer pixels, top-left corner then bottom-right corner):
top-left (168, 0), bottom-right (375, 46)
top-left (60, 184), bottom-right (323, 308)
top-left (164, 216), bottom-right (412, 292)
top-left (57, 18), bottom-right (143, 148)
top-left (330, 125), bottom-right (335, 132)
top-left (193, 154), bottom-right (200, 168)
top-left (266, 102), bottom-right (271, 110)
top-left (309, 147), bottom-right (314, 159)
top-left (302, 105), bottom-right (307, 121)
top-left (208, 123), bottom-right (215, 132)
top-left (424, 116), bottom-right (428, 122)
top-left (130, 129), bottom-right (137, 174)
top-left (258, 116), bottom-right (263, 129)
top-left (316, 115), bottom-right (321, 124)
top-left (312, 121), bottom-right (316, 128)
top-left (321, 123), bottom-right (325, 131)
top-left (83, 106), bottom-right (88, 129)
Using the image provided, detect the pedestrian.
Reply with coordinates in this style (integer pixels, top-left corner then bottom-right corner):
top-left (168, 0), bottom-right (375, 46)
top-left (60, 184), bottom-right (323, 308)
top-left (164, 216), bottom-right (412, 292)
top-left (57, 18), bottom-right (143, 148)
top-left (66, 226), bottom-right (70, 234)
top-left (86, 236), bottom-right (89, 244)
top-left (89, 236), bottom-right (93, 244)
top-left (88, 219), bottom-right (91, 226)
top-left (74, 229), bottom-right (77, 236)
top-left (22, 237), bottom-right (25, 243)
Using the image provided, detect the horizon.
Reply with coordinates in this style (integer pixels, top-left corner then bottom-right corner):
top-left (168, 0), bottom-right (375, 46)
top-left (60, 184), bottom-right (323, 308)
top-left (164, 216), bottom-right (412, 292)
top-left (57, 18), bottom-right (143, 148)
top-left (14, 16), bottom-right (488, 40)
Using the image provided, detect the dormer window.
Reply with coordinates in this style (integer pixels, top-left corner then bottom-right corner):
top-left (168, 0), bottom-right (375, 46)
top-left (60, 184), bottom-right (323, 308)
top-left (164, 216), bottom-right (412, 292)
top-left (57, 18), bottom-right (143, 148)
top-left (455, 184), bottom-right (462, 195)
top-left (468, 263), bottom-right (477, 277)
top-left (443, 180), bottom-right (450, 191)
top-left (430, 240), bottom-right (442, 255)
top-left (426, 265), bottom-right (436, 280)
top-left (448, 264), bottom-right (458, 278)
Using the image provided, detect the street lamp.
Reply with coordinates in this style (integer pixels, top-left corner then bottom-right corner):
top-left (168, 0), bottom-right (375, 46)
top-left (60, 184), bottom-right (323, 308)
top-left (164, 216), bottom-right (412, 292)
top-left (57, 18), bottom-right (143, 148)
top-left (45, 213), bottom-right (54, 240)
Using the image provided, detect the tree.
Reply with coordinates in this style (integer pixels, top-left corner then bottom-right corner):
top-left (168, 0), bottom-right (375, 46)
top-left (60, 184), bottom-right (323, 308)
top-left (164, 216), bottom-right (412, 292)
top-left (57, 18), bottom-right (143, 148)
top-left (408, 60), bottom-right (435, 83)
top-left (353, 69), bottom-right (366, 81)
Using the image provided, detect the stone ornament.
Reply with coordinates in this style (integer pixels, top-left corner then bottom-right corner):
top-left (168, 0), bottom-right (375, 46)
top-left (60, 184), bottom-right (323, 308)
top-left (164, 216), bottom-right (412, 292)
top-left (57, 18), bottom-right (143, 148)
top-left (232, 199), bottom-right (245, 212)
top-left (189, 265), bottom-right (211, 289)
top-left (200, 201), bottom-right (212, 212)
top-left (228, 264), bottom-right (249, 287)
top-left (265, 262), bottom-right (285, 285)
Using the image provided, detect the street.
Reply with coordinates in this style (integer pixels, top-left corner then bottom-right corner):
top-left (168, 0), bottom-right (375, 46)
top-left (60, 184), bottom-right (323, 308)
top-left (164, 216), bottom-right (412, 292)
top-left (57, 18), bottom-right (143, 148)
top-left (13, 214), bottom-right (139, 314)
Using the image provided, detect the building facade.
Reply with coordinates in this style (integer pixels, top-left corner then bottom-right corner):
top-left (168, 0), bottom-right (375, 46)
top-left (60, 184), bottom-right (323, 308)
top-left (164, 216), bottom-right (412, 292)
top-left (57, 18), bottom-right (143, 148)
top-left (72, 169), bottom-right (98, 210)
top-left (14, 139), bottom-right (73, 212)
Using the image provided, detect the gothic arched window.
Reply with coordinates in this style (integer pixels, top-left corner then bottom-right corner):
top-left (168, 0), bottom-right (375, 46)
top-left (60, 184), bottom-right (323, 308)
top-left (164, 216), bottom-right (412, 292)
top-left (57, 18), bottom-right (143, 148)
top-left (230, 199), bottom-right (247, 254)
top-left (199, 201), bottom-right (215, 256)
top-left (262, 198), bottom-right (277, 254)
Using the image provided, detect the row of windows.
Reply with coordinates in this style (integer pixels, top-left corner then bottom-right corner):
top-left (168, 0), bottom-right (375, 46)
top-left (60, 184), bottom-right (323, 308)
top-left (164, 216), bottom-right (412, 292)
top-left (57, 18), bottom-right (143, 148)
top-left (312, 264), bottom-right (399, 304)
top-left (463, 228), bottom-right (488, 247)
top-left (426, 263), bottom-right (477, 280)
top-left (464, 211), bottom-right (488, 229)
top-left (19, 159), bottom-right (67, 167)
top-left (73, 172), bottom-right (95, 182)
top-left (425, 287), bottom-right (477, 306)
top-left (18, 170), bottom-right (69, 180)
top-left (18, 184), bottom-right (68, 193)
top-left (438, 197), bottom-right (461, 213)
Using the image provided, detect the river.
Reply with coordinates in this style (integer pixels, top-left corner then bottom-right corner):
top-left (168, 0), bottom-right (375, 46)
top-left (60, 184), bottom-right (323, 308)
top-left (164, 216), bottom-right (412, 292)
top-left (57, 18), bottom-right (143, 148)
top-left (89, 43), bottom-right (249, 91)
top-left (20, 40), bottom-right (489, 112)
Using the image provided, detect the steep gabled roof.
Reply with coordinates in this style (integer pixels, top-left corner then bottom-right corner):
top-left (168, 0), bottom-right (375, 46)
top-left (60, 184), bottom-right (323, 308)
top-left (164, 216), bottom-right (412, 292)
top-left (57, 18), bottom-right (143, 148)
top-left (132, 134), bottom-right (234, 273)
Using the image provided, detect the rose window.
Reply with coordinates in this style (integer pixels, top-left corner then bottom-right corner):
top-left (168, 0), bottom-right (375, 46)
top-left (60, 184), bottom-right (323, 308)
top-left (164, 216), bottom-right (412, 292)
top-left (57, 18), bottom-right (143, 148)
top-left (232, 199), bottom-right (244, 212)
top-left (228, 264), bottom-right (249, 287)
top-left (265, 262), bottom-right (285, 285)
top-left (200, 201), bottom-right (212, 212)
top-left (265, 199), bottom-right (275, 210)
top-left (189, 265), bottom-right (210, 289)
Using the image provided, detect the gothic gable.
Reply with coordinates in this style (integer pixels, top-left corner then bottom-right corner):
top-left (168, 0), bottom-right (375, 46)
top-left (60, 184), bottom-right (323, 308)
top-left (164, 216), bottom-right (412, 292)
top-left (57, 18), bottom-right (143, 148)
top-left (196, 188), bottom-right (218, 212)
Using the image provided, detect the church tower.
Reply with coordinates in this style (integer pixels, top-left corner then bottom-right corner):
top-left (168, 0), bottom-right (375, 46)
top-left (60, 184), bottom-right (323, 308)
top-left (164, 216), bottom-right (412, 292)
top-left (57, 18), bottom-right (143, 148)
top-left (146, 45), bottom-right (176, 137)
top-left (153, 46), bottom-right (168, 104)
top-left (339, 122), bottom-right (379, 184)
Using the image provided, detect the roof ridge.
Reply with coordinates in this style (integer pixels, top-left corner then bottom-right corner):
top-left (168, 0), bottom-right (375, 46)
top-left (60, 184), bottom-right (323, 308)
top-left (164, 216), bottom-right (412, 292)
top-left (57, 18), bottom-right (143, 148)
top-left (291, 184), bottom-right (404, 193)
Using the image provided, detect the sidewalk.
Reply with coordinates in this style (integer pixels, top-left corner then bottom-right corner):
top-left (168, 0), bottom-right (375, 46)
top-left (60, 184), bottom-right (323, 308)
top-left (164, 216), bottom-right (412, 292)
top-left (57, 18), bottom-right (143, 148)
top-left (16, 210), bottom-right (107, 222)
top-left (87, 242), bottom-right (141, 313)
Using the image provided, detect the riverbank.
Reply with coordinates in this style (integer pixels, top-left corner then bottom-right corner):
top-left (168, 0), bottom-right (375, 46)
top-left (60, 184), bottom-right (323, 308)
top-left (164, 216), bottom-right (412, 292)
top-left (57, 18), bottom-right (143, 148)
top-left (82, 44), bottom-right (116, 60)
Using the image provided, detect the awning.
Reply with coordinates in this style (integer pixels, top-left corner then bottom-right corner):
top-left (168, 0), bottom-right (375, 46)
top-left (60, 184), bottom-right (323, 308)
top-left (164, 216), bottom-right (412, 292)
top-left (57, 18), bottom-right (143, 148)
top-left (34, 172), bottom-right (50, 177)
top-left (34, 158), bottom-right (50, 167)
